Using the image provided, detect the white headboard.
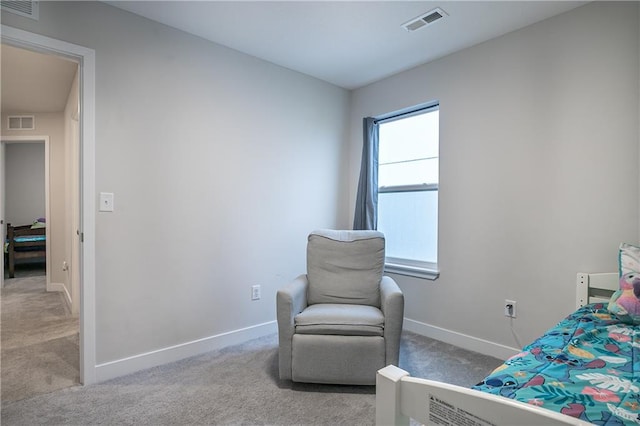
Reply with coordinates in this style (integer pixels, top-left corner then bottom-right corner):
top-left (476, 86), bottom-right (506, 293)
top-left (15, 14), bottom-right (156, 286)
top-left (576, 272), bottom-right (618, 308)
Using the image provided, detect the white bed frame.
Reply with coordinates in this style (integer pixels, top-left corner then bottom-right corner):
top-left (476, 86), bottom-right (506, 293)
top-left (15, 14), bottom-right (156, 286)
top-left (376, 272), bottom-right (618, 426)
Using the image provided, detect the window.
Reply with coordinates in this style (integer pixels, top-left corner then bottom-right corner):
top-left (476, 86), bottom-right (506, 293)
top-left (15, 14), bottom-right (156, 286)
top-left (377, 104), bottom-right (439, 280)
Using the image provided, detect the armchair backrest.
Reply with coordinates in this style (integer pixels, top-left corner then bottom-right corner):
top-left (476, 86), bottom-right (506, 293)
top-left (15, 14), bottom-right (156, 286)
top-left (306, 229), bottom-right (385, 307)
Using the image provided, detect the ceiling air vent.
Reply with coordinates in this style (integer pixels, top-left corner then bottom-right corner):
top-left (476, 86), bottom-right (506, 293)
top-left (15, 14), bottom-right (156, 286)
top-left (1, 1), bottom-right (39, 20)
top-left (402, 7), bottom-right (447, 32)
top-left (8, 115), bottom-right (35, 130)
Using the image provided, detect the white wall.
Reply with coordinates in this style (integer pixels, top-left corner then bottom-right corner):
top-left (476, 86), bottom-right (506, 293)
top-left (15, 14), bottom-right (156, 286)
top-left (4, 142), bottom-right (44, 225)
top-left (350, 1), bottom-right (639, 356)
top-left (2, 112), bottom-right (67, 287)
top-left (1, 1), bottom-right (350, 369)
top-left (5, 0), bottom-right (635, 377)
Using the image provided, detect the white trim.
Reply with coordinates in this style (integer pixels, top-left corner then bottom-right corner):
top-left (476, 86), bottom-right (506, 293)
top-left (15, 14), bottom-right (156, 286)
top-left (403, 317), bottom-right (519, 360)
top-left (48, 282), bottom-right (65, 292)
top-left (385, 263), bottom-right (439, 280)
top-left (49, 281), bottom-right (73, 311)
top-left (2, 24), bottom-right (97, 386)
top-left (379, 183), bottom-right (438, 193)
top-left (44, 139), bottom-right (51, 291)
top-left (95, 321), bottom-right (277, 383)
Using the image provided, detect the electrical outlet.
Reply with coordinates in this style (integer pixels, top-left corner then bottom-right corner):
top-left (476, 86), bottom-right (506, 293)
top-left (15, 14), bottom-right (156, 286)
top-left (251, 285), bottom-right (261, 301)
top-left (504, 299), bottom-right (516, 318)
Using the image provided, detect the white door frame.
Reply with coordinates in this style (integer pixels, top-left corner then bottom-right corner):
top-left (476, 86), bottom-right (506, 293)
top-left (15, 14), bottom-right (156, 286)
top-left (1, 25), bottom-right (97, 385)
top-left (1, 137), bottom-right (52, 292)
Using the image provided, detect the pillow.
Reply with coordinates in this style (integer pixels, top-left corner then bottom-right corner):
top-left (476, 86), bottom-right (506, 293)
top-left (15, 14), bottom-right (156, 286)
top-left (306, 230), bottom-right (384, 307)
top-left (30, 221), bottom-right (45, 229)
top-left (619, 243), bottom-right (640, 277)
top-left (608, 272), bottom-right (640, 324)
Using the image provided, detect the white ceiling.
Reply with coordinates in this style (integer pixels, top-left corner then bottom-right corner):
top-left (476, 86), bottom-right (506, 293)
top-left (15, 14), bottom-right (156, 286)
top-left (1, 1), bottom-right (588, 114)
top-left (106, 1), bottom-right (587, 89)
top-left (1, 44), bottom-right (78, 113)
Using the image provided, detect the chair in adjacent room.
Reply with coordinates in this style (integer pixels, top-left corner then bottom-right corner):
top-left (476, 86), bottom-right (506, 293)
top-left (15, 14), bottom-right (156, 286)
top-left (276, 229), bottom-right (404, 385)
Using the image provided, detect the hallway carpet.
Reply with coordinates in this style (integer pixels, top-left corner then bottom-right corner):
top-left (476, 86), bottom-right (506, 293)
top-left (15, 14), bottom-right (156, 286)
top-left (1, 274), bottom-right (79, 406)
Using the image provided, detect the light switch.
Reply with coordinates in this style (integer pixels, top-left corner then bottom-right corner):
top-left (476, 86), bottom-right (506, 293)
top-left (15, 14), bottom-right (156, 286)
top-left (99, 192), bottom-right (114, 212)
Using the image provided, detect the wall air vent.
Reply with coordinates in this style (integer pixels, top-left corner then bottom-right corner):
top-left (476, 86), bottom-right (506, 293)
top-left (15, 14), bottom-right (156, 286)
top-left (7, 115), bottom-right (35, 130)
top-left (402, 7), bottom-right (447, 32)
top-left (1, 1), bottom-right (39, 20)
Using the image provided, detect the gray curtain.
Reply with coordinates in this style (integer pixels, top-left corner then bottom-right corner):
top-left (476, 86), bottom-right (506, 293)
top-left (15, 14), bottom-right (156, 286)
top-left (353, 117), bottom-right (379, 230)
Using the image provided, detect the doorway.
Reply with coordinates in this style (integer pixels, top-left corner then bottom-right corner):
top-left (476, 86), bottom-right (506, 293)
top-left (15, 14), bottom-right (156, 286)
top-left (2, 139), bottom-right (50, 287)
top-left (1, 45), bottom-right (79, 400)
top-left (1, 25), bottom-right (97, 386)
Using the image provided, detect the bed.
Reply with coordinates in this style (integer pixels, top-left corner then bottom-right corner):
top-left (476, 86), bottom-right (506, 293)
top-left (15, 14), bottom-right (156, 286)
top-left (376, 271), bottom-right (639, 426)
top-left (5, 221), bottom-right (46, 278)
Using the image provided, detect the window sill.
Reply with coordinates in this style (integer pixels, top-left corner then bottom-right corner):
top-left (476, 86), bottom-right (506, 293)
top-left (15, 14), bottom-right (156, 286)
top-left (384, 262), bottom-right (439, 281)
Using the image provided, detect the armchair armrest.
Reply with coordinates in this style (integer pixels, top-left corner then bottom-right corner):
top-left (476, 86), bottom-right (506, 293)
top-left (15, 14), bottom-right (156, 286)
top-left (276, 274), bottom-right (309, 380)
top-left (380, 275), bottom-right (404, 366)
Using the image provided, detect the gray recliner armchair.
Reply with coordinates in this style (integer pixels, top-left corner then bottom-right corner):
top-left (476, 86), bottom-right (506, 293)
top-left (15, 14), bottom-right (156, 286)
top-left (277, 229), bottom-right (404, 385)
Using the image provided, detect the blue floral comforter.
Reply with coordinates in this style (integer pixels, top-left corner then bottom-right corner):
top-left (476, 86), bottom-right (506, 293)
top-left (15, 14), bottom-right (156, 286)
top-left (473, 304), bottom-right (640, 425)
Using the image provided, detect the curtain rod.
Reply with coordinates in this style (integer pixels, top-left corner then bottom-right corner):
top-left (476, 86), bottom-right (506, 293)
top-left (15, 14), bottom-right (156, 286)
top-left (373, 102), bottom-right (439, 125)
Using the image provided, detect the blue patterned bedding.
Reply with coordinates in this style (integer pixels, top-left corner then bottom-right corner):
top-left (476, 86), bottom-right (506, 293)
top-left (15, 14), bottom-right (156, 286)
top-left (4, 235), bottom-right (46, 253)
top-left (473, 303), bottom-right (640, 425)
top-left (14, 235), bottom-right (46, 243)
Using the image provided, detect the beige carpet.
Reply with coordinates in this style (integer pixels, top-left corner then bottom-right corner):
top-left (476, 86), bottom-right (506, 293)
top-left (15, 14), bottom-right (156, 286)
top-left (1, 274), bottom-right (80, 406)
top-left (1, 273), bottom-right (504, 424)
top-left (2, 331), bottom-right (503, 425)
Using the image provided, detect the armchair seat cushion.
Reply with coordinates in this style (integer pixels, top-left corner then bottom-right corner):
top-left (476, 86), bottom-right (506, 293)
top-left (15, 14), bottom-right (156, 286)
top-left (294, 303), bottom-right (384, 336)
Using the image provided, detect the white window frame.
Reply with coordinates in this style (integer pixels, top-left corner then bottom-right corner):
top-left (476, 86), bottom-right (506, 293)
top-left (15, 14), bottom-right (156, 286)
top-left (376, 103), bottom-right (439, 280)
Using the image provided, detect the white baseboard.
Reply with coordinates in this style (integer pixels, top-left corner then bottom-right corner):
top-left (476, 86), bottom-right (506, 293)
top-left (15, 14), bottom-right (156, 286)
top-left (93, 317), bottom-right (514, 383)
top-left (48, 282), bottom-right (72, 312)
top-left (404, 317), bottom-right (520, 361)
top-left (95, 320), bottom-right (277, 382)
top-left (48, 282), bottom-right (66, 292)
